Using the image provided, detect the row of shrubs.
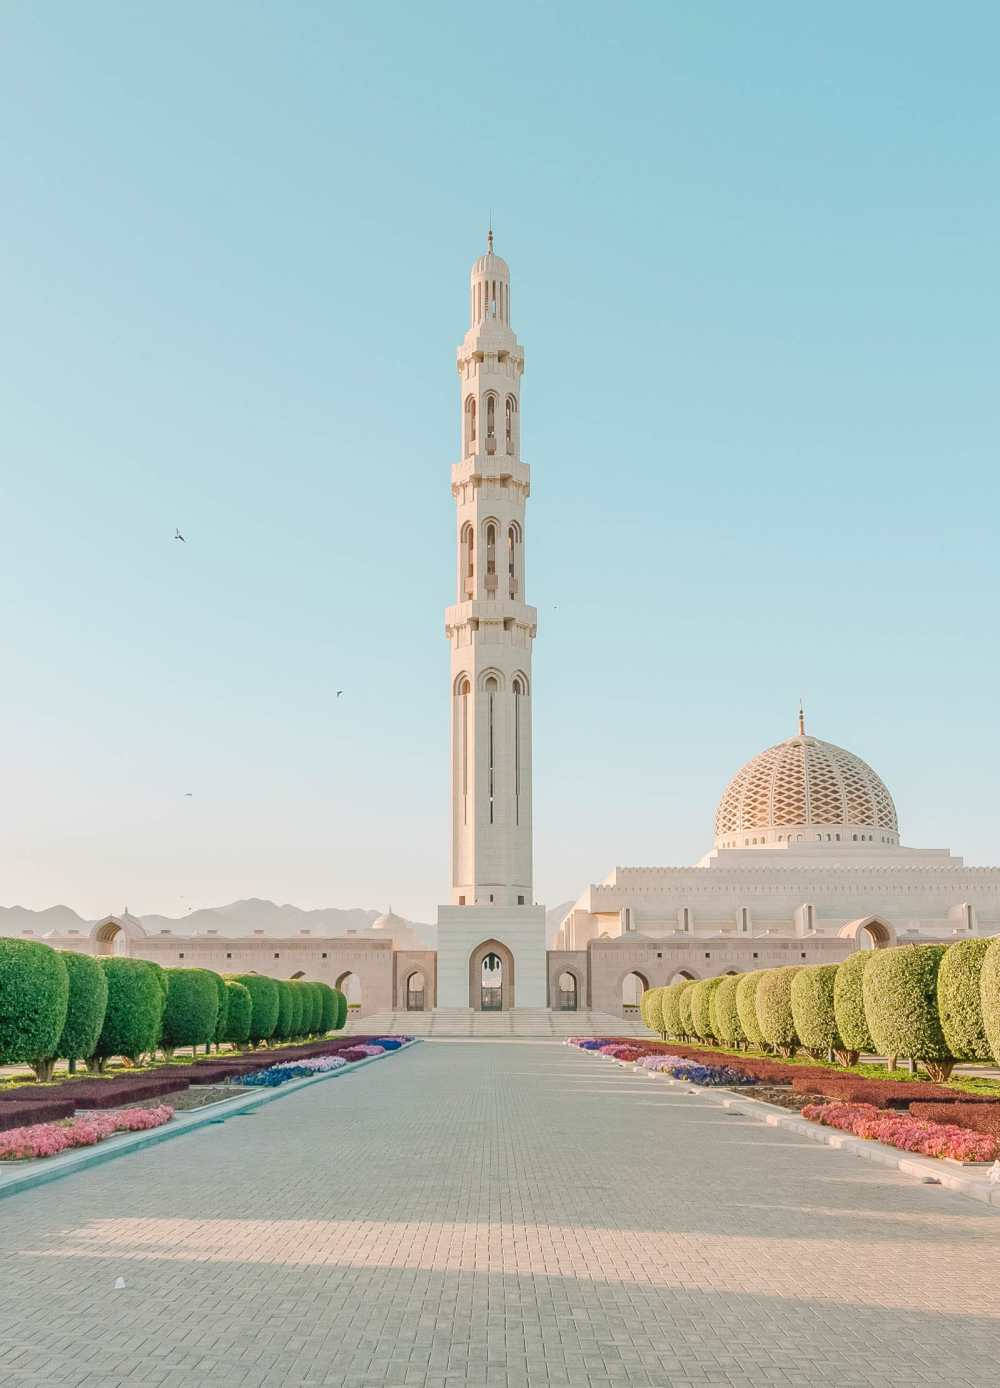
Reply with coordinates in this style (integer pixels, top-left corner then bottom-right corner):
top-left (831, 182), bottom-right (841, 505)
top-left (0, 938), bottom-right (347, 1078)
top-left (639, 936), bottom-right (1000, 1082)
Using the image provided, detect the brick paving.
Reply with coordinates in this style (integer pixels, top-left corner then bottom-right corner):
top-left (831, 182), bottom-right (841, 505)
top-left (2, 1041), bottom-right (1000, 1387)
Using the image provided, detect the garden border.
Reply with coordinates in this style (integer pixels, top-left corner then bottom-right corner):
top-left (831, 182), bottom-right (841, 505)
top-left (0, 1040), bottom-right (419, 1203)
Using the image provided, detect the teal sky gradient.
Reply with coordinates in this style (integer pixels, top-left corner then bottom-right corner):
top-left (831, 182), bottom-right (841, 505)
top-left (2, 2), bottom-right (998, 919)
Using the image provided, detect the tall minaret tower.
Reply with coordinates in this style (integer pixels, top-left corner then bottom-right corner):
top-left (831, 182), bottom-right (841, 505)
top-left (436, 234), bottom-right (547, 1011)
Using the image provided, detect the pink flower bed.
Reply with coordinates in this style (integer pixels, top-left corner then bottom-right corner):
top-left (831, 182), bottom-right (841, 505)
top-left (801, 1101), bottom-right (999, 1163)
top-left (0, 1105), bottom-right (174, 1161)
top-left (352, 1044), bottom-right (386, 1057)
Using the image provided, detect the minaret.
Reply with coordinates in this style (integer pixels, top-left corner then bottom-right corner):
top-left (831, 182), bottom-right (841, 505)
top-left (436, 235), bottom-right (547, 1010)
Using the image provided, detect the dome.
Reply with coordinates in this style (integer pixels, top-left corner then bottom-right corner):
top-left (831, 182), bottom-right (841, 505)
top-left (371, 908), bottom-right (407, 934)
top-left (714, 726), bottom-right (899, 850)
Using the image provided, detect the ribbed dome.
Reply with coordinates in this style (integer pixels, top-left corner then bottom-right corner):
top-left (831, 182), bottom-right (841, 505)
top-left (714, 733), bottom-right (899, 849)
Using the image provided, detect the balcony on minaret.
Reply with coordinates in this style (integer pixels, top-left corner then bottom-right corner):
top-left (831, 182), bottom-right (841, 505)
top-left (485, 573), bottom-right (498, 595)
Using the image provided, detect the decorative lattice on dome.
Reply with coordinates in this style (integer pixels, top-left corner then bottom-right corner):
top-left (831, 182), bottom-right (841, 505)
top-left (713, 734), bottom-right (899, 840)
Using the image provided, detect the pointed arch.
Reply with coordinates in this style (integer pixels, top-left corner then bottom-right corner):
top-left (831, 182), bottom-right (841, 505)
top-left (469, 938), bottom-right (515, 1010)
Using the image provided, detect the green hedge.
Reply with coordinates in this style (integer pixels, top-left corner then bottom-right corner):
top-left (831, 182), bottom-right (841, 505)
top-left (644, 986), bottom-right (666, 1038)
top-left (0, 939), bottom-right (70, 1067)
top-left (316, 982), bottom-right (337, 1034)
top-left (288, 981), bottom-right (305, 1037)
top-left (980, 939), bottom-right (1000, 1067)
top-left (937, 938), bottom-right (991, 1062)
top-left (212, 971), bottom-right (229, 1047)
top-left (863, 944), bottom-right (954, 1078)
top-left (735, 971), bottom-right (766, 1046)
top-left (790, 964), bottom-right (842, 1054)
top-left (833, 951), bottom-right (875, 1054)
top-left (93, 958), bottom-right (165, 1066)
top-left (691, 977), bottom-right (723, 1041)
top-left (57, 951), bottom-right (108, 1064)
top-left (223, 979), bottom-right (252, 1045)
top-left (659, 982), bottom-right (687, 1038)
top-left (161, 968), bottom-right (220, 1053)
top-left (638, 989), bottom-right (652, 1031)
top-left (274, 980), bottom-right (295, 1040)
top-left (711, 974), bottom-right (746, 1047)
top-left (755, 967), bottom-right (801, 1055)
top-left (230, 973), bottom-right (279, 1043)
top-left (305, 982), bottom-right (324, 1035)
top-left (333, 988), bottom-right (348, 1030)
top-left (677, 981), bottom-right (697, 1038)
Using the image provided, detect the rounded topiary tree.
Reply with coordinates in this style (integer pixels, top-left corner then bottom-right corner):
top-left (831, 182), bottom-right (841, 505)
top-left (790, 964), bottom-right (843, 1059)
top-left (56, 951), bottom-right (108, 1076)
top-left (644, 986), bottom-right (666, 1039)
top-left (659, 982), bottom-right (687, 1039)
top-left (316, 982), bottom-right (337, 1034)
top-left (638, 989), bottom-right (652, 1031)
top-left (863, 944), bottom-right (956, 1080)
top-left (691, 977), bottom-right (724, 1041)
top-left (735, 971), bottom-right (766, 1047)
top-left (91, 958), bottom-right (165, 1071)
top-left (306, 982), bottom-right (324, 1035)
top-left (333, 987), bottom-right (348, 1031)
top-left (755, 967), bottom-right (802, 1056)
top-left (274, 981), bottom-right (294, 1041)
top-left (677, 981), bottom-right (697, 1038)
top-left (231, 973), bottom-right (279, 1045)
top-left (211, 971), bottom-right (229, 1052)
top-left (832, 951), bottom-right (874, 1064)
top-left (711, 974), bottom-right (746, 1048)
top-left (160, 968), bottom-right (219, 1057)
top-left (223, 979), bottom-right (252, 1048)
top-left (937, 938), bottom-right (991, 1062)
top-left (288, 981), bottom-right (306, 1038)
top-left (0, 939), bottom-right (70, 1075)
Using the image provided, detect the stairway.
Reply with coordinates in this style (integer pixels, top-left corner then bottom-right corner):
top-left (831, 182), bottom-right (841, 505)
top-left (349, 1009), bottom-right (649, 1038)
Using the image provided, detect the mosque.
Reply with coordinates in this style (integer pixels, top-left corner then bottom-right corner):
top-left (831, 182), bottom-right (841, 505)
top-left (13, 239), bottom-right (1000, 1022)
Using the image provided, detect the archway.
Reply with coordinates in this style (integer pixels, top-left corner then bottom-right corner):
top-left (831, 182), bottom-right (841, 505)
top-left (405, 971), bottom-right (426, 1011)
top-left (94, 920), bottom-right (129, 957)
top-left (621, 971), bottom-right (649, 1015)
top-left (468, 939), bottom-right (515, 1010)
top-left (335, 971), bottom-right (362, 1012)
top-left (669, 969), bottom-right (698, 983)
top-left (557, 971), bottom-right (578, 1011)
top-left (839, 916), bottom-right (895, 951)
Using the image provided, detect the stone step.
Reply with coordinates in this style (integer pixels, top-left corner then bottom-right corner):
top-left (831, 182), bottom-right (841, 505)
top-left (348, 1009), bottom-right (650, 1038)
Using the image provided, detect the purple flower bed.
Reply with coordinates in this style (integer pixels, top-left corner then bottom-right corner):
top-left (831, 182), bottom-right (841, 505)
top-left (634, 1054), bottom-right (758, 1086)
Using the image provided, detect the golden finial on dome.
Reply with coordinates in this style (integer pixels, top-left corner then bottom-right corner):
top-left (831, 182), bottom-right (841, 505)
top-left (798, 702), bottom-right (805, 736)
top-left (487, 221), bottom-right (493, 254)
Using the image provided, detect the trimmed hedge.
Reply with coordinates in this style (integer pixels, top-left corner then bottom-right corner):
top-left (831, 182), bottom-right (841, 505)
top-left (303, 982), bottom-right (322, 1035)
top-left (231, 973), bottom-right (279, 1043)
top-left (638, 989), bottom-right (652, 1031)
top-left (333, 988), bottom-right (348, 1031)
top-left (0, 939), bottom-right (70, 1066)
top-left (212, 971), bottom-right (229, 1047)
top-left (644, 987), bottom-right (666, 1038)
top-left (289, 981), bottom-right (305, 1037)
top-left (161, 969), bottom-right (220, 1053)
top-left (790, 1070), bottom-right (989, 1107)
top-left (756, 967), bottom-right (802, 1055)
top-left (790, 964), bottom-right (842, 1054)
top-left (711, 974), bottom-right (746, 1048)
top-left (92, 959), bottom-right (165, 1066)
top-left (0, 1097), bottom-right (77, 1131)
top-left (863, 944), bottom-right (954, 1078)
top-left (937, 938), bottom-right (991, 1062)
top-left (316, 982), bottom-right (337, 1034)
top-left (735, 971), bottom-right (766, 1046)
top-left (982, 937), bottom-right (1000, 1066)
top-left (223, 980), bottom-right (252, 1045)
top-left (274, 981), bottom-right (295, 1040)
top-left (57, 951), bottom-right (108, 1065)
top-left (909, 1102), bottom-right (1000, 1140)
top-left (833, 950), bottom-right (875, 1057)
top-left (677, 981), bottom-right (697, 1038)
top-left (691, 977), bottom-right (723, 1041)
top-left (659, 982), bottom-right (688, 1039)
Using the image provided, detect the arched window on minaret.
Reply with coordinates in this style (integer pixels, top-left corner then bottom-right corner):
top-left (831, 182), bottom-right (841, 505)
top-left (465, 396), bottom-right (476, 454)
top-left (507, 522), bottom-right (521, 599)
top-left (484, 522), bottom-right (497, 595)
top-left (461, 522), bottom-right (474, 599)
top-left (485, 395), bottom-right (496, 454)
top-left (512, 673), bottom-right (527, 826)
top-left (505, 395), bottom-right (517, 455)
top-left (484, 674), bottom-right (499, 823)
top-left (456, 675), bottom-right (471, 825)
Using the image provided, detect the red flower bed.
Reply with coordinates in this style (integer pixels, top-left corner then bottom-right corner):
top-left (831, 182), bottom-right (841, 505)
top-left (802, 1100), bottom-right (998, 1162)
top-left (790, 1072), bottom-right (993, 1107)
top-left (50, 1076), bottom-right (191, 1109)
top-left (0, 1098), bottom-right (76, 1132)
top-left (909, 1102), bottom-right (1000, 1140)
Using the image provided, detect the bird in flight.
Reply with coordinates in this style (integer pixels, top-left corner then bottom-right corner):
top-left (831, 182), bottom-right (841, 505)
top-left (336, 690), bottom-right (344, 698)
top-left (174, 528), bottom-right (186, 542)
top-left (184, 792), bottom-right (193, 797)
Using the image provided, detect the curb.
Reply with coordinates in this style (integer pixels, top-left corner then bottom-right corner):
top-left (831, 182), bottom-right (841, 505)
top-left (570, 1047), bottom-right (1000, 1210)
top-left (0, 1040), bottom-right (420, 1203)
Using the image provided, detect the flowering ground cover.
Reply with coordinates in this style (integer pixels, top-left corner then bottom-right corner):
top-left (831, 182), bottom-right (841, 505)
top-left (0, 1105), bottom-right (174, 1161)
top-left (234, 1038), bottom-right (411, 1087)
top-left (801, 1100), bottom-right (998, 1162)
top-left (635, 1054), bottom-right (759, 1086)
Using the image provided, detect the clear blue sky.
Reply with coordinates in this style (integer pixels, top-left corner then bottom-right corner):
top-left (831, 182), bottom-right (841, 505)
top-left (2, 2), bottom-right (998, 921)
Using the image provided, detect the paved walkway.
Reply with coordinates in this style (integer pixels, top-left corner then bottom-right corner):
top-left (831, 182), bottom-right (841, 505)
top-left (2, 1042), bottom-right (1000, 1387)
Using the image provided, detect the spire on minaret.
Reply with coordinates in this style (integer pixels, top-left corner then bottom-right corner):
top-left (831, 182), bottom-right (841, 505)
top-left (487, 225), bottom-right (494, 254)
top-left (798, 703), bottom-right (806, 737)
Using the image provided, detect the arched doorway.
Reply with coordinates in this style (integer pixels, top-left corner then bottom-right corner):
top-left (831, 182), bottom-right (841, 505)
top-left (335, 972), bottom-right (362, 1013)
top-left (621, 972), bottom-right (649, 1016)
top-left (406, 971), bottom-right (426, 1011)
top-left (94, 920), bottom-right (129, 957)
top-left (468, 939), bottom-right (515, 1010)
top-left (557, 971), bottom-right (578, 1011)
top-left (669, 969), bottom-right (697, 983)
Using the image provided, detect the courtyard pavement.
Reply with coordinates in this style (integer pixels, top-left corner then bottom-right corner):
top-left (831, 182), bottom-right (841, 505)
top-left (2, 1041), bottom-right (1000, 1387)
